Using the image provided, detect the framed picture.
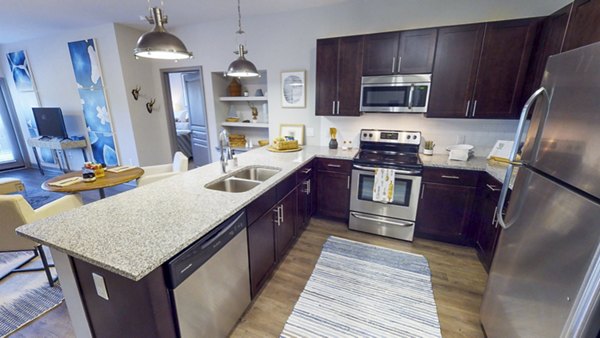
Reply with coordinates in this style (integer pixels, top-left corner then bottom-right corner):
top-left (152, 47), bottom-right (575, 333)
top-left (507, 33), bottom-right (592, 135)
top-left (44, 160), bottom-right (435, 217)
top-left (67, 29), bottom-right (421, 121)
top-left (280, 124), bottom-right (305, 145)
top-left (6, 50), bottom-right (36, 92)
top-left (281, 71), bottom-right (305, 108)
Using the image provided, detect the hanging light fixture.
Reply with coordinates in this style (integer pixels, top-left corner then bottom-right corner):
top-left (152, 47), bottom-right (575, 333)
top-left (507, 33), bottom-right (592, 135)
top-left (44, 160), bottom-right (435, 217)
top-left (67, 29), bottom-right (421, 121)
top-left (134, 6), bottom-right (192, 60)
top-left (226, 0), bottom-right (259, 77)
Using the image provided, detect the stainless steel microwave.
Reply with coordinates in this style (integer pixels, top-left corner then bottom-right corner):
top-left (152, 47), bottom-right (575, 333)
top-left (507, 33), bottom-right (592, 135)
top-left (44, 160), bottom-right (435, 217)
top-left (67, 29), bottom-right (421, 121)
top-left (360, 74), bottom-right (431, 113)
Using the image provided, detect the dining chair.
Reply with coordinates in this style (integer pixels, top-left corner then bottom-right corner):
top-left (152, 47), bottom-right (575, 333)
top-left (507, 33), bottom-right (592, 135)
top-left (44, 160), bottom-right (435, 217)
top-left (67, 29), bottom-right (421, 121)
top-left (137, 151), bottom-right (189, 187)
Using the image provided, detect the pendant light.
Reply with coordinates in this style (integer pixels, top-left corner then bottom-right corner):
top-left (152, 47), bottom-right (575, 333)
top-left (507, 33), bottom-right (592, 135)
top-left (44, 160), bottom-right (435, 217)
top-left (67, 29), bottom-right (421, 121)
top-left (226, 0), bottom-right (259, 77)
top-left (134, 6), bottom-right (193, 60)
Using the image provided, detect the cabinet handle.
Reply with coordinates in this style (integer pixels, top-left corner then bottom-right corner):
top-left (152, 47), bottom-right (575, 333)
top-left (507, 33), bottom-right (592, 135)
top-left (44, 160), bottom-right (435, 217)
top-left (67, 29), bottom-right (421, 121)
top-left (486, 184), bottom-right (501, 192)
top-left (332, 101), bottom-right (336, 115)
top-left (273, 206), bottom-right (280, 226)
top-left (304, 179), bottom-right (311, 195)
top-left (420, 184), bottom-right (425, 200)
top-left (392, 56), bottom-right (396, 73)
top-left (465, 100), bottom-right (471, 117)
top-left (327, 164), bottom-right (342, 168)
top-left (472, 100), bottom-right (478, 117)
top-left (337, 101), bottom-right (340, 115)
top-left (491, 206), bottom-right (498, 226)
top-left (441, 175), bottom-right (460, 180)
top-left (347, 176), bottom-right (350, 190)
top-left (280, 205), bottom-right (284, 224)
top-left (397, 56), bottom-right (402, 73)
top-left (302, 168), bottom-right (312, 174)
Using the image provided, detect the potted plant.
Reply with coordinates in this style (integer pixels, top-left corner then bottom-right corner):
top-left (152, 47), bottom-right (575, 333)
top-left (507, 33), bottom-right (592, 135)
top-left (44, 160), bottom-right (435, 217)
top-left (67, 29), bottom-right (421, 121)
top-left (424, 140), bottom-right (435, 155)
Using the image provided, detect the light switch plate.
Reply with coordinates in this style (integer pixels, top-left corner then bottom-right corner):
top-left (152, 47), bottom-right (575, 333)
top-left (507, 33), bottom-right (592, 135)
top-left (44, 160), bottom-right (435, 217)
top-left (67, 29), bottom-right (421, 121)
top-left (306, 128), bottom-right (314, 137)
top-left (92, 273), bottom-right (109, 300)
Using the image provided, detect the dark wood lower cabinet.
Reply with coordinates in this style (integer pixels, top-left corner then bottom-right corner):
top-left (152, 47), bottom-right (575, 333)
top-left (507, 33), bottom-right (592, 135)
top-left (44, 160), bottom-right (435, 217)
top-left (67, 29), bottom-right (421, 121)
top-left (275, 189), bottom-right (297, 259)
top-left (72, 258), bottom-right (177, 338)
top-left (316, 159), bottom-right (351, 219)
top-left (248, 208), bottom-right (277, 298)
top-left (474, 174), bottom-right (507, 272)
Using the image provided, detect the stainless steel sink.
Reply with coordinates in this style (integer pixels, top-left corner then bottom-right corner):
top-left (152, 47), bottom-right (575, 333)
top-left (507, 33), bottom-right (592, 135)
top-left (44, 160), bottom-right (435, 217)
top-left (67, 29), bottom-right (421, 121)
top-left (232, 167), bottom-right (281, 182)
top-left (205, 177), bottom-right (261, 193)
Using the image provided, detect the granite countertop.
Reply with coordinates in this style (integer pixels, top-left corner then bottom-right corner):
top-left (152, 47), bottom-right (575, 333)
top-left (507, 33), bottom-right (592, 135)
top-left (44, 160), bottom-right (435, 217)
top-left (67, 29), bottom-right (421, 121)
top-left (419, 154), bottom-right (518, 188)
top-left (17, 146), bottom-right (358, 281)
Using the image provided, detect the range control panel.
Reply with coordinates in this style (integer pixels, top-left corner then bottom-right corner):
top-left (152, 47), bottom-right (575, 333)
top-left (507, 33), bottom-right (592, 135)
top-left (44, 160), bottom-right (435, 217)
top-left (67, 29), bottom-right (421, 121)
top-left (360, 129), bottom-right (421, 145)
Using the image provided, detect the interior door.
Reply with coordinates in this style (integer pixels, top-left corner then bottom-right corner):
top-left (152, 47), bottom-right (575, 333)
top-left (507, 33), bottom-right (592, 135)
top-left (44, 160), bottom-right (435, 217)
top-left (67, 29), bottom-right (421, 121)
top-left (183, 71), bottom-right (211, 166)
top-left (0, 79), bottom-right (24, 171)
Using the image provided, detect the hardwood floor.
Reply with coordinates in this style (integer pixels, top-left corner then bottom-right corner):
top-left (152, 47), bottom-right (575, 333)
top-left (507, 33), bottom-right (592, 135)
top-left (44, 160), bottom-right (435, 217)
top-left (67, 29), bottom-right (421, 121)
top-left (231, 216), bottom-right (487, 338)
top-left (9, 216), bottom-right (488, 337)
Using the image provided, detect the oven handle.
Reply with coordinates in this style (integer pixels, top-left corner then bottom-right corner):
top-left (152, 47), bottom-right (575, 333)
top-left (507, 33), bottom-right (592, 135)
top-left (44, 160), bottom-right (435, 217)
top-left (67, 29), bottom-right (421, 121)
top-left (350, 212), bottom-right (413, 227)
top-left (353, 164), bottom-right (421, 176)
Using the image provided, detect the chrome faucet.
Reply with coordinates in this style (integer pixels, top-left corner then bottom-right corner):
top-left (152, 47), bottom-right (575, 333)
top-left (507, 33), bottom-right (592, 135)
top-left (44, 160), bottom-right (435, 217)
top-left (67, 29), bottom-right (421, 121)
top-left (219, 129), bottom-right (233, 173)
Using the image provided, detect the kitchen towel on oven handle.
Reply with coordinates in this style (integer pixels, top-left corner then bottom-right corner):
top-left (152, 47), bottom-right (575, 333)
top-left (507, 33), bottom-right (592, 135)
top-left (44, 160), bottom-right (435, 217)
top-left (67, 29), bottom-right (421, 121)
top-left (372, 168), bottom-right (395, 203)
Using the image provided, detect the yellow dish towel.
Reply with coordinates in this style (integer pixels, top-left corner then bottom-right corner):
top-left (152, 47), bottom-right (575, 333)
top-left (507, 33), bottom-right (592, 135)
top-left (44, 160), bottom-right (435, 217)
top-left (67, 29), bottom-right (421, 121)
top-left (373, 168), bottom-right (395, 203)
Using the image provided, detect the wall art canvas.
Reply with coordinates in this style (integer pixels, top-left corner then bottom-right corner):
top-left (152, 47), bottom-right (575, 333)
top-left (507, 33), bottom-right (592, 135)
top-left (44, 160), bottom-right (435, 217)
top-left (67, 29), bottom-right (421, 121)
top-left (281, 71), bottom-right (306, 108)
top-left (67, 39), bottom-right (103, 89)
top-left (6, 50), bottom-right (35, 92)
top-left (68, 38), bottom-right (118, 165)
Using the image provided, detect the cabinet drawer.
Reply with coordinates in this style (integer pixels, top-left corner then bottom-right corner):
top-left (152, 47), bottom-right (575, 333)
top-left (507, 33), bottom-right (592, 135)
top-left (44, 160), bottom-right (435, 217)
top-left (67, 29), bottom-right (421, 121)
top-left (481, 173), bottom-right (503, 198)
top-left (317, 158), bottom-right (352, 173)
top-left (423, 167), bottom-right (479, 187)
top-left (276, 174), bottom-right (296, 201)
top-left (296, 161), bottom-right (314, 183)
top-left (246, 186), bottom-right (277, 225)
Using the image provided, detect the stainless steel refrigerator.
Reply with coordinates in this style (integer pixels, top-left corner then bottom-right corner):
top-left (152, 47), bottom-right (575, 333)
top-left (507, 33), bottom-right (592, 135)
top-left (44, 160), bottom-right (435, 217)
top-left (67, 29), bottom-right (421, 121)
top-left (480, 42), bottom-right (600, 337)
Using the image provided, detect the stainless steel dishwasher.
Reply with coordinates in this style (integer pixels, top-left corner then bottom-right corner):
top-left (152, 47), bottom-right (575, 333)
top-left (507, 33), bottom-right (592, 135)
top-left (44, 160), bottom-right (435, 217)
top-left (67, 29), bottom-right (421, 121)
top-left (166, 210), bottom-right (250, 338)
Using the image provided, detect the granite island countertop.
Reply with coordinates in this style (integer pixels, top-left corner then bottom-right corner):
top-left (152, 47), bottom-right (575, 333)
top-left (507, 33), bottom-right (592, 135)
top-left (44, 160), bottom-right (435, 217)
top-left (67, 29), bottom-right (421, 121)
top-left (17, 146), bottom-right (358, 281)
top-left (419, 154), bottom-right (518, 188)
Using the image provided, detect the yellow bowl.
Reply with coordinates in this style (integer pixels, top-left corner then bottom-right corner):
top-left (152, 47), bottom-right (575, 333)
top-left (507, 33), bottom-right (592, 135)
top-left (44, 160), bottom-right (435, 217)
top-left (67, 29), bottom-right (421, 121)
top-left (258, 140), bottom-right (269, 147)
top-left (225, 117), bottom-right (240, 122)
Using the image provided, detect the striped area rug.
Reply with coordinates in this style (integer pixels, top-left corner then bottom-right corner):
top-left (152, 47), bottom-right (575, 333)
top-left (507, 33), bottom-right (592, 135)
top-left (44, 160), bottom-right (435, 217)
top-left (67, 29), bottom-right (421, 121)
top-left (281, 236), bottom-right (441, 337)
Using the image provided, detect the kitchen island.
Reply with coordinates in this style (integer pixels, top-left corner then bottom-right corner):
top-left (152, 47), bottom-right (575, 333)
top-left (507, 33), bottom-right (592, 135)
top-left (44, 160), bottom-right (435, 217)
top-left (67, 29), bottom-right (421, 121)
top-left (16, 146), bottom-right (357, 337)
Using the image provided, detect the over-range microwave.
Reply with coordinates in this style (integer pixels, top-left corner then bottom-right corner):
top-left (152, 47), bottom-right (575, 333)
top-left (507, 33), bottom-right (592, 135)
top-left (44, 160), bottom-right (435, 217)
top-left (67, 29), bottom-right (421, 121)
top-left (359, 74), bottom-right (431, 113)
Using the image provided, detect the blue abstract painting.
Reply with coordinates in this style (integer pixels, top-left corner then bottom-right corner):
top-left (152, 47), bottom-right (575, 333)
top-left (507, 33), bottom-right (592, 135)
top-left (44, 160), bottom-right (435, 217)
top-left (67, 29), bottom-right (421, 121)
top-left (6, 50), bottom-right (35, 92)
top-left (67, 39), bottom-right (103, 89)
top-left (78, 89), bottom-right (112, 133)
top-left (68, 38), bottom-right (118, 165)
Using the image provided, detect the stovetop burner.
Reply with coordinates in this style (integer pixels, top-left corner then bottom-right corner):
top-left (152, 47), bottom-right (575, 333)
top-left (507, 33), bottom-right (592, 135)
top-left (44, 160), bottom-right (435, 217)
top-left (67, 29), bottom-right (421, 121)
top-left (353, 129), bottom-right (423, 171)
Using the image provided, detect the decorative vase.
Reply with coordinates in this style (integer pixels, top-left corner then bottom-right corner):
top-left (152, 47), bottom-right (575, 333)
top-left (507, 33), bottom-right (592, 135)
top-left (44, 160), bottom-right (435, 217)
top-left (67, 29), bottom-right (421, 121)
top-left (329, 138), bottom-right (338, 149)
top-left (423, 149), bottom-right (434, 156)
top-left (227, 78), bottom-right (242, 96)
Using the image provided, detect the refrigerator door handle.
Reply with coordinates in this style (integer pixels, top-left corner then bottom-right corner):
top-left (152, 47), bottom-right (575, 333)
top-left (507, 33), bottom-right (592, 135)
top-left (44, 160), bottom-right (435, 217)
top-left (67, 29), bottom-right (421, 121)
top-left (497, 87), bottom-right (548, 230)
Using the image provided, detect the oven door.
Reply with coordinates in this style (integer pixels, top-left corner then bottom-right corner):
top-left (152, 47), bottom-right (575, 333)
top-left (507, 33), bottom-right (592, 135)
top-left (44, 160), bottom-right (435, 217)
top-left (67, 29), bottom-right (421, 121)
top-left (349, 166), bottom-right (422, 221)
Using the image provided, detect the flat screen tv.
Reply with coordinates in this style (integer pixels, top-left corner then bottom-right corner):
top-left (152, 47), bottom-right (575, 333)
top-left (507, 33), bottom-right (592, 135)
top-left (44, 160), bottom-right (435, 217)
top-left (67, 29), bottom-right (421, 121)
top-left (32, 107), bottom-right (68, 139)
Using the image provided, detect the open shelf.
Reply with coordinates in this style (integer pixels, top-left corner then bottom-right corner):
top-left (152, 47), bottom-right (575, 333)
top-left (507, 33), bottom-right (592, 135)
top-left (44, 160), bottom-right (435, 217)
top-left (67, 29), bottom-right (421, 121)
top-left (219, 96), bottom-right (268, 102)
top-left (221, 122), bottom-right (268, 128)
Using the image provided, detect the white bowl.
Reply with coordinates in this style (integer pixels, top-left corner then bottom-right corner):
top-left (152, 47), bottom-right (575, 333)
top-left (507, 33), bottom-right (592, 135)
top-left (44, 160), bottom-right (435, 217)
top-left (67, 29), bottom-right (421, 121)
top-left (446, 144), bottom-right (474, 152)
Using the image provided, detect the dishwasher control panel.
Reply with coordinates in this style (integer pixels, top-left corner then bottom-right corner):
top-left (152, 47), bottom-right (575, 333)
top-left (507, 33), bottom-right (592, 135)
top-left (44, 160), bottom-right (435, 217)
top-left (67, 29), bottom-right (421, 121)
top-left (165, 210), bottom-right (246, 288)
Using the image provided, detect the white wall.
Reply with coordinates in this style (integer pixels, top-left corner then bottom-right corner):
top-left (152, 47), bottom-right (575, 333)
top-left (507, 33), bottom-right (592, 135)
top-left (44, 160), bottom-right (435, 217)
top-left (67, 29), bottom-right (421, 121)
top-left (0, 23), bottom-right (140, 168)
top-left (148, 0), bottom-right (568, 160)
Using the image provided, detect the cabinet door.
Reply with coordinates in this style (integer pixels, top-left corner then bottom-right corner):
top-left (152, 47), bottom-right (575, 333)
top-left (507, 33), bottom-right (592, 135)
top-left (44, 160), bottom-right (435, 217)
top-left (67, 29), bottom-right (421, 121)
top-left (415, 182), bottom-right (476, 244)
top-left (248, 209), bottom-right (276, 297)
top-left (315, 38), bottom-right (339, 116)
top-left (362, 32), bottom-right (400, 75)
top-left (427, 24), bottom-right (484, 118)
top-left (472, 18), bottom-right (540, 119)
top-left (398, 28), bottom-right (438, 74)
top-left (317, 170), bottom-right (351, 219)
top-left (563, 0), bottom-right (600, 52)
top-left (475, 187), bottom-right (502, 272)
top-left (337, 36), bottom-right (363, 116)
top-left (275, 190), bottom-right (296, 260)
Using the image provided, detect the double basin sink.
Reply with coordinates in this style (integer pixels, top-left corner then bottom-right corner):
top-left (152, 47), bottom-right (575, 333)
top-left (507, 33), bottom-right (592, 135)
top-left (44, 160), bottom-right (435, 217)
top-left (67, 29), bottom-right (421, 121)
top-left (205, 166), bottom-right (281, 193)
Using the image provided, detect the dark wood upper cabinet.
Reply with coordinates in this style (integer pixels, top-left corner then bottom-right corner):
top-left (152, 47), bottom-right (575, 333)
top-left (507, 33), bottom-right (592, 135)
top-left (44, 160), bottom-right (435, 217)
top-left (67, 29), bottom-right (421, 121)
top-left (472, 18), bottom-right (541, 119)
top-left (563, 0), bottom-right (600, 52)
top-left (315, 36), bottom-right (363, 116)
top-left (427, 24), bottom-right (485, 118)
top-left (363, 29), bottom-right (437, 75)
top-left (428, 18), bottom-right (540, 119)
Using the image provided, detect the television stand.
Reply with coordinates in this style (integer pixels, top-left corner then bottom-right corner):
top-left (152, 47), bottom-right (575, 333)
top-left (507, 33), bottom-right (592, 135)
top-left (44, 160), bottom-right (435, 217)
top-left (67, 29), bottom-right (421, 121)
top-left (27, 138), bottom-right (88, 175)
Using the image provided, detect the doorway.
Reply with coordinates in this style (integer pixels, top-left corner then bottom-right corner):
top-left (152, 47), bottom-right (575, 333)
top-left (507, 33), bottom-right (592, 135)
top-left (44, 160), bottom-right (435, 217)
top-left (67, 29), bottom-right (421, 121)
top-left (161, 68), bottom-right (211, 168)
top-left (0, 78), bottom-right (25, 171)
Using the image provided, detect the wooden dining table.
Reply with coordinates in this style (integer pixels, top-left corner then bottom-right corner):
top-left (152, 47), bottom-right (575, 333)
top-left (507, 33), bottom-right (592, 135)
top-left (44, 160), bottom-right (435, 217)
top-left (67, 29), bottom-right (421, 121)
top-left (42, 167), bottom-right (144, 199)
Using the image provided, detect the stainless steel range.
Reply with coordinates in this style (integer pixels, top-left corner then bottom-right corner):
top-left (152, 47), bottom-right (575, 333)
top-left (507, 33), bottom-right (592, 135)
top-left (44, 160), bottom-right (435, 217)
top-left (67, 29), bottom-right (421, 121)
top-left (349, 129), bottom-right (422, 241)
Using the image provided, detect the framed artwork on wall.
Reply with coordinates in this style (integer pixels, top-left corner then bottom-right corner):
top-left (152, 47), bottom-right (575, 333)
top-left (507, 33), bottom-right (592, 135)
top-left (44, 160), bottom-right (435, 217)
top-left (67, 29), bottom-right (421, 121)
top-left (6, 50), bottom-right (36, 92)
top-left (281, 70), bottom-right (305, 108)
top-left (279, 124), bottom-right (305, 145)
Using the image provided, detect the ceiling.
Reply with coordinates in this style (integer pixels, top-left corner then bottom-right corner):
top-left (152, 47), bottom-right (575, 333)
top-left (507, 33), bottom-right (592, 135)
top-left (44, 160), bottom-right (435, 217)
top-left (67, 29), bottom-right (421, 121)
top-left (0, 0), bottom-right (348, 44)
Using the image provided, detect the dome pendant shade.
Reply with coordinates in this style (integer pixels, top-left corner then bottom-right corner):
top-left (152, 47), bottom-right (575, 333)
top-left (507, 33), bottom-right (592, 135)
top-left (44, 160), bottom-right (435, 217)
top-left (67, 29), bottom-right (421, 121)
top-left (134, 7), bottom-right (192, 60)
top-left (227, 44), bottom-right (259, 77)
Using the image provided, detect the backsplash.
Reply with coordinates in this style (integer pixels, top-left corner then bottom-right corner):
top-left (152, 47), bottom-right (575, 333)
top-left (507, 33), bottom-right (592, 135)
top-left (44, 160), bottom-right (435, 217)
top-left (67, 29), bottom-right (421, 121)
top-left (320, 114), bottom-right (523, 157)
